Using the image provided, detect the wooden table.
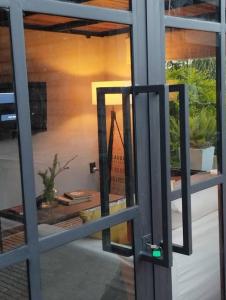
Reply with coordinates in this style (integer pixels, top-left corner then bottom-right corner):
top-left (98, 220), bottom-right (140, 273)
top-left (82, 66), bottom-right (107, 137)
top-left (0, 191), bottom-right (124, 226)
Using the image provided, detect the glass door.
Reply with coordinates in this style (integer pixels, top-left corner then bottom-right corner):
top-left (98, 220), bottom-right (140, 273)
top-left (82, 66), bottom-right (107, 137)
top-left (1, 1), bottom-right (226, 300)
top-left (145, 1), bottom-right (226, 300)
top-left (0, 1), bottom-right (163, 300)
top-left (166, 27), bottom-right (222, 300)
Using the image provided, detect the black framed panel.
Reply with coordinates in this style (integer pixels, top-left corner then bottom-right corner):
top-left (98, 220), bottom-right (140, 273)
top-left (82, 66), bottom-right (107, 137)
top-left (0, 2), bottom-right (136, 300)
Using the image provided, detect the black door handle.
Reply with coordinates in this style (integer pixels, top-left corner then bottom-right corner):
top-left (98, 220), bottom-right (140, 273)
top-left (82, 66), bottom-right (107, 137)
top-left (97, 84), bottom-right (191, 265)
top-left (97, 85), bottom-right (173, 264)
top-left (169, 84), bottom-right (192, 256)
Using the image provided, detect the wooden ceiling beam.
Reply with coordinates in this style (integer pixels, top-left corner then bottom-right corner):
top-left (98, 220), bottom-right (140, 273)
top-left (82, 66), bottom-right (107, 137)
top-left (24, 19), bottom-right (101, 31)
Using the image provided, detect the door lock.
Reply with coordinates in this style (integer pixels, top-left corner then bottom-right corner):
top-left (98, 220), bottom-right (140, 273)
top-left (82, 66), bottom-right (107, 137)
top-left (142, 234), bottom-right (162, 258)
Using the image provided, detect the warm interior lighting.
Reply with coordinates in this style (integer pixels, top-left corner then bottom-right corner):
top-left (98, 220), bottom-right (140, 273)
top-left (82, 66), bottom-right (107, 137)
top-left (92, 81), bottom-right (131, 105)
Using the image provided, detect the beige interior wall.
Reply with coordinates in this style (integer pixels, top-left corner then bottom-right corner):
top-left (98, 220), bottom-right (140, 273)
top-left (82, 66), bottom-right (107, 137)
top-left (0, 28), bottom-right (131, 209)
top-left (25, 30), bottom-right (106, 196)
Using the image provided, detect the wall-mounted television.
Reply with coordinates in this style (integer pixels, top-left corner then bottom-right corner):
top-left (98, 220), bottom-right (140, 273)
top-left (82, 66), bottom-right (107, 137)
top-left (0, 82), bottom-right (47, 140)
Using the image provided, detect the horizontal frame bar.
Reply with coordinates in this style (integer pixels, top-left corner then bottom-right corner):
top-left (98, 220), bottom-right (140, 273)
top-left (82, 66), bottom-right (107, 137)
top-left (39, 206), bottom-right (139, 253)
top-left (0, 92), bottom-right (15, 104)
top-left (165, 15), bottom-right (221, 32)
top-left (19, 0), bottom-right (133, 25)
top-left (0, 245), bottom-right (29, 270)
top-left (171, 174), bottom-right (223, 201)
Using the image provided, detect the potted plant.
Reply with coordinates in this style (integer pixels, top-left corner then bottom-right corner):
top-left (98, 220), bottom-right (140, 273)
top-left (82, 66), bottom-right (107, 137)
top-left (189, 109), bottom-right (216, 172)
top-left (167, 60), bottom-right (217, 172)
top-left (37, 153), bottom-right (77, 208)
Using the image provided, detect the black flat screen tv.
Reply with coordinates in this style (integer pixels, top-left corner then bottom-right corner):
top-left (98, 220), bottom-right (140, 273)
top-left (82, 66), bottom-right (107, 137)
top-left (0, 82), bottom-right (47, 140)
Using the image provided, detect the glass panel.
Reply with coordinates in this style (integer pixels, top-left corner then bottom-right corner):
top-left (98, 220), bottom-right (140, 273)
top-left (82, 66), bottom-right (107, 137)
top-left (40, 222), bottom-right (135, 300)
top-left (0, 9), bottom-right (26, 253)
top-left (52, 0), bottom-right (131, 10)
top-left (172, 186), bottom-right (221, 299)
top-left (0, 262), bottom-right (30, 299)
top-left (23, 13), bottom-right (133, 237)
top-left (164, 0), bottom-right (220, 21)
top-left (165, 28), bottom-right (220, 191)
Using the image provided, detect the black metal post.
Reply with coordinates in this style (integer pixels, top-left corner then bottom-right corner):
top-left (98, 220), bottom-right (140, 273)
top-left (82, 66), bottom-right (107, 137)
top-left (97, 89), bottom-right (111, 250)
top-left (122, 93), bottom-right (134, 207)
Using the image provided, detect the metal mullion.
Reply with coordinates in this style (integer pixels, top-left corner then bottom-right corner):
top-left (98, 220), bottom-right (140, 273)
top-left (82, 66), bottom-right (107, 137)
top-left (131, 0), bottom-right (156, 299)
top-left (9, 3), bottom-right (42, 300)
top-left (0, 246), bottom-right (29, 270)
top-left (165, 16), bottom-right (221, 32)
top-left (147, 0), bottom-right (172, 298)
top-left (219, 1), bottom-right (226, 298)
top-left (20, 0), bottom-right (133, 25)
top-left (171, 175), bottom-right (224, 201)
top-left (39, 206), bottom-right (139, 253)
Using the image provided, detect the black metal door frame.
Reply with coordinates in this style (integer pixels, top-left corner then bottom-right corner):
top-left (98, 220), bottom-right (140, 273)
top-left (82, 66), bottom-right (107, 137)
top-left (146, 1), bottom-right (226, 299)
top-left (0, 0), bottom-right (226, 300)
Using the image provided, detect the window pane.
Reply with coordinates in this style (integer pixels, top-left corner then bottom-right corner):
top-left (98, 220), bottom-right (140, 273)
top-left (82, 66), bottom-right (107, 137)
top-left (164, 0), bottom-right (220, 22)
top-left (40, 222), bottom-right (135, 300)
top-left (0, 9), bottom-right (26, 253)
top-left (53, 0), bottom-right (131, 10)
top-left (0, 262), bottom-right (30, 299)
top-left (172, 186), bottom-right (221, 299)
top-left (23, 13), bottom-right (134, 237)
top-left (165, 28), bottom-right (220, 190)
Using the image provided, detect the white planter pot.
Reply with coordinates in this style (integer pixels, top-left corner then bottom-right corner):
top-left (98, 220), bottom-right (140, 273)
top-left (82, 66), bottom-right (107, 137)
top-left (190, 146), bottom-right (215, 172)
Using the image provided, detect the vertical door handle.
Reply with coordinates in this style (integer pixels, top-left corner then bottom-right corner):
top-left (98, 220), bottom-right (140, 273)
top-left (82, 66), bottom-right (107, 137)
top-left (169, 84), bottom-right (192, 255)
top-left (97, 85), bottom-right (173, 264)
top-left (97, 84), bottom-right (191, 265)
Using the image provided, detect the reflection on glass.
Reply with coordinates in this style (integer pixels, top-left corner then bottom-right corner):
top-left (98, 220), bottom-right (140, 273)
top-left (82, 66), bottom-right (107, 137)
top-left (23, 13), bottom-right (133, 237)
top-left (166, 28), bottom-right (219, 190)
top-left (0, 9), bottom-right (25, 253)
top-left (40, 223), bottom-right (135, 300)
top-left (54, 0), bottom-right (131, 10)
top-left (172, 186), bottom-right (221, 299)
top-left (164, 0), bottom-right (220, 21)
top-left (0, 262), bottom-right (29, 299)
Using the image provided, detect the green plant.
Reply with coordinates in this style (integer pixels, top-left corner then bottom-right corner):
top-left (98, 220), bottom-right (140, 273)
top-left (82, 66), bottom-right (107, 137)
top-left (170, 116), bottom-right (180, 167)
top-left (190, 109), bottom-right (216, 149)
top-left (166, 59), bottom-right (217, 167)
top-left (38, 154), bottom-right (77, 203)
top-left (166, 62), bottom-right (216, 116)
